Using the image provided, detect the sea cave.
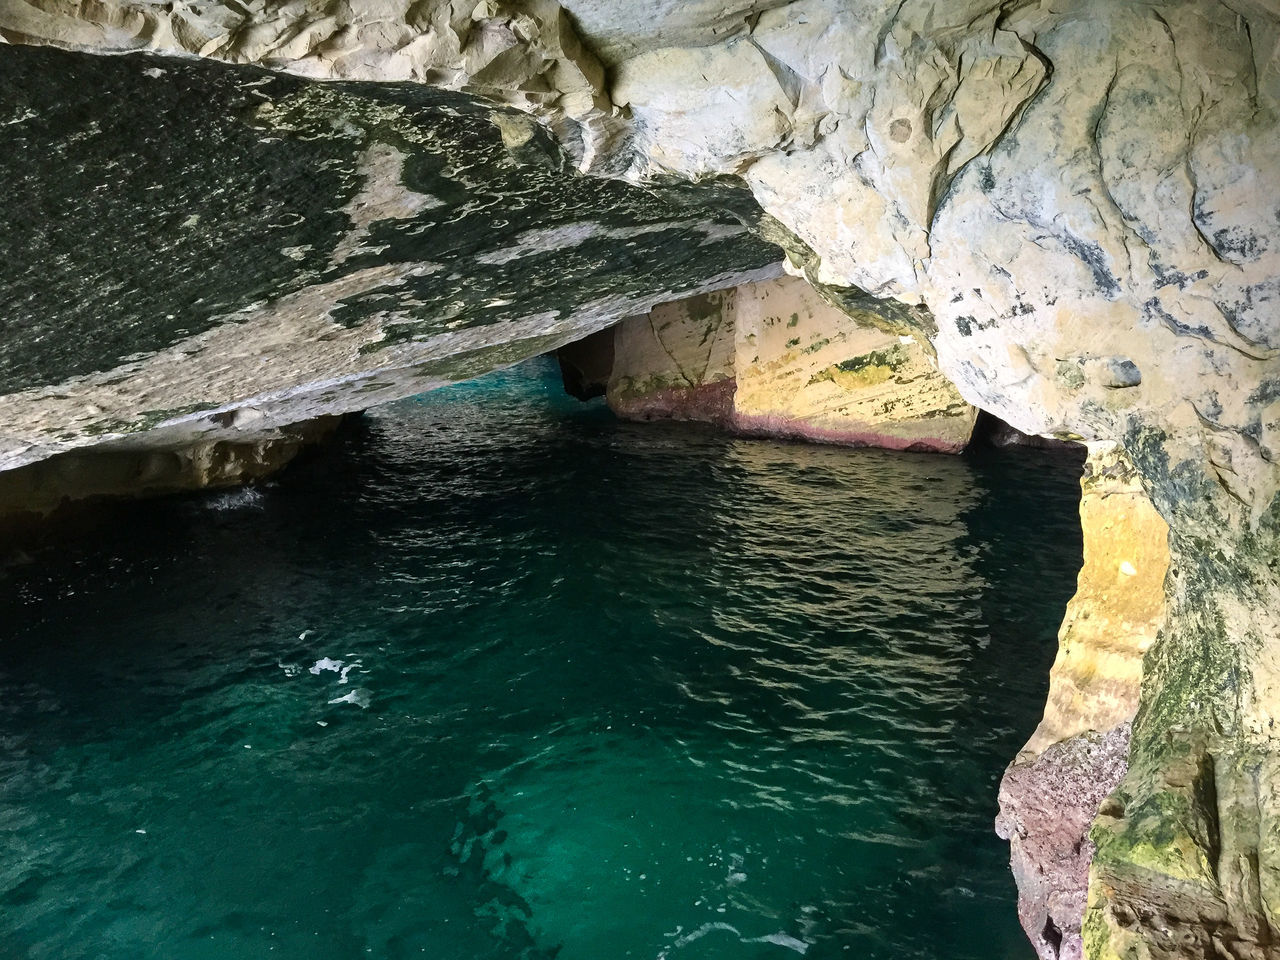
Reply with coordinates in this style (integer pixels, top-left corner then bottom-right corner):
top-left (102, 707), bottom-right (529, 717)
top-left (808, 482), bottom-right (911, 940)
top-left (0, 3), bottom-right (1278, 959)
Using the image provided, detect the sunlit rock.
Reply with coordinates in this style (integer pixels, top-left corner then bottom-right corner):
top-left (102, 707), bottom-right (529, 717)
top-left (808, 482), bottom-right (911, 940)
top-left (606, 288), bottom-right (739, 427)
top-left (4, 1), bottom-right (1280, 955)
top-left (731, 276), bottom-right (977, 451)
top-left (592, 276), bottom-right (977, 450)
top-left (998, 443), bottom-right (1169, 960)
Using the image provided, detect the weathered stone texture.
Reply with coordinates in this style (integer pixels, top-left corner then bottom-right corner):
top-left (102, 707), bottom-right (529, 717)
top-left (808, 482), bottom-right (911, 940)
top-left (1000, 725), bottom-right (1134, 960)
top-left (0, 0), bottom-right (626, 168)
top-left (0, 416), bottom-right (347, 521)
top-left (998, 443), bottom-right (1170, 960)
top-left (600, 276), bottom-right (977, 449)
top-left (1025, 446), bottom-right (1171, 759)
top-left (608, 288), bottom-right (739, 426)
top-left (5, 2), bottom-right (1280, 956)
top-left (0, 44), bottom-right (780, 479)
top-left (731, 276), bottom-right (977, 451)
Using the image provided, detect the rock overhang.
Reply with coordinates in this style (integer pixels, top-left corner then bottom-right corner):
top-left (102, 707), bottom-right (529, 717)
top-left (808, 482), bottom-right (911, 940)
top-left (0, 42), bottom-right (783, 472)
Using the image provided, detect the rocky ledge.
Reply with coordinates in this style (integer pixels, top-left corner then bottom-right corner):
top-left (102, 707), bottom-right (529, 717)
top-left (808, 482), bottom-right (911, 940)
top-left (0, 42), bottom-right (780, 501)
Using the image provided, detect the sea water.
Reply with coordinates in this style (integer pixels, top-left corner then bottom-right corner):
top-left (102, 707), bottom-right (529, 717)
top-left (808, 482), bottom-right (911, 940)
top-left (0, 358), bottom-right (1083, 960)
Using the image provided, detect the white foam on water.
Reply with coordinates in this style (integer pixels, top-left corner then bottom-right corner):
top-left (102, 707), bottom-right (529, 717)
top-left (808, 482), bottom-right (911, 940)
top-left (663, 921), bottom-right (739, 952)
top-left (327, 688), bottom-right (371, 708)
top-left (657, 919), bottom-right (809, 957)
top-left (655, 926), bottom-right (737, 960)
top-left (745, 932), bottom-right (810, 954)
top-left (202, 487), bottom-right (264, 511)
top-left (338, 660), bottom-right (363, 684)
top-left (309, 658), bottom-right (343, 675)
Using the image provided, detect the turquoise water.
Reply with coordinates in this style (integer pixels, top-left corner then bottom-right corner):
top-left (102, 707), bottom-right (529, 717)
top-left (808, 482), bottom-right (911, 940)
top-left (0, 359), bottom-right (1083, 960)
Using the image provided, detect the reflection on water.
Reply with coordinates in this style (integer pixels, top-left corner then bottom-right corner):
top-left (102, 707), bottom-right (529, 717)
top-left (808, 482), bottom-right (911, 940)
top-left (0, 358), bottom-right (1083, 960)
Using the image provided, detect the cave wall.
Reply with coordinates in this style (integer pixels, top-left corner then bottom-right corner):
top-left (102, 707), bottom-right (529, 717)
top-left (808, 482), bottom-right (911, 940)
top-left (0, 42), bottom-right (780, 477)
top-left (0, 417), bottom-right (348, 522)
top-left (608, 288), bottom-right (739, 426)
top-left (730, 276), bottom-right (977, 450)
top-left (998, 443), bottom-right (1170, 960)
top-left (595, 275), bottom-right (978, 450)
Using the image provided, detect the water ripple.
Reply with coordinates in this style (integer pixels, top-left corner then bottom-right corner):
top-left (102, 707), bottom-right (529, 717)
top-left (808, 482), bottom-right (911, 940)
top-left (0, 358), bottom-right (1083, 960)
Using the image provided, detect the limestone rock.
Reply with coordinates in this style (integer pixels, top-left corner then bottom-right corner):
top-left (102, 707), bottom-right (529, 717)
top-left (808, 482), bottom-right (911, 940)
top-left (0, 0), bottom-right (627, 169)
top-left (607, 288), bottom-right (739, 426)
top-left (999, 725), bottom-right (1133, 960)
top-left (0, 44), bottom-right (780, 487)
top-left (0, 417), bottom-right (347, 522)
top-left (731, 275), bottom-right (977, 451)
top-left (1024, 445), bottom-right (1171, 758)
top-left (998, 443), bottom-right (1170, 960)
top-left (5, 2), bottom-right (1280, 957)
top-left (598, 276), bottom-right (977, 450)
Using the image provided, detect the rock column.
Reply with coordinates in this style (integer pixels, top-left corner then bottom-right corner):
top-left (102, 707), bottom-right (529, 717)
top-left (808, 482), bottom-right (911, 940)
top-left (1084, 445), bottom-right (1280, 960)
top-left (998, 443), bottom-right (1169, 960)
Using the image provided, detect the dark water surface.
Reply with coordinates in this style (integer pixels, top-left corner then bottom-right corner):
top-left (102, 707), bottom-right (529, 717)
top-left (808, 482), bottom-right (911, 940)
top-left (0, 360), bottom-right (1083, 960)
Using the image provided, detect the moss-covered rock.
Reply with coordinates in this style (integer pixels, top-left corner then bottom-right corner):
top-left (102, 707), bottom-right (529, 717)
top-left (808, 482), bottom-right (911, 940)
top-left (0, 45), bottom-right (781, 478)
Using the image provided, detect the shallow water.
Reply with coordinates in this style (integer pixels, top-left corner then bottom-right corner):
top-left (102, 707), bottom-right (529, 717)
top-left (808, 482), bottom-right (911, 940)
top-left (0, 359), bottom-right (1083, 960)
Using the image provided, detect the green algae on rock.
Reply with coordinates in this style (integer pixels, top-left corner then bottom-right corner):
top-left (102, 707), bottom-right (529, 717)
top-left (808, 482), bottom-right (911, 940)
top-left (0, 44), bottom-right (781, 474)
top-left (581, 276), bottom-right (977, 451)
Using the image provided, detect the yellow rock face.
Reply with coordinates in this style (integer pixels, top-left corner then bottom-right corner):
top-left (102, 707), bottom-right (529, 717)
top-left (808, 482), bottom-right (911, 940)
top-left (1022, 443), bottom-right (1170, 760)
top-left (732, 276), bottom-right (977, 452)
top-left (605, 276), bottom-right (978, 451)
top-left (606, 288), bottom-right (739, 424)
top-left (996, 443), bottom-right (1170, 960)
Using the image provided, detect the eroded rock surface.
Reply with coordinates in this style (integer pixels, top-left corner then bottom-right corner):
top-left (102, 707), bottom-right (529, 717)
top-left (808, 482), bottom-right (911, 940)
top-left (598, 275), bottom-right (977, 450)
top-left (0, 0), bottom-right (628, 168)
top-left (998, 444), bottom-right (1169, 960)
top-left (0, 43), bottom-right (779, 477)
top-left (731, 276), bottom-right (976, 450)
top-left (1001, 725), bottom-right (1134, 960)
top-left (1025, 447), bottom-right (1171, 760)
top-left (0, 417), bottom-right (347, 521)
top-left (607, 287), bottom-right (739, 427)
